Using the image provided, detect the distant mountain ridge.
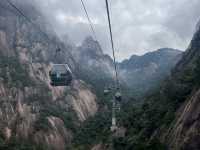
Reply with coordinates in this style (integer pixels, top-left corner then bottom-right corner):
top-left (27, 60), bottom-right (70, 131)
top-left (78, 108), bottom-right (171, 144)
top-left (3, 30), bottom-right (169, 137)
top-left (118, 48), bottom-right (182, 96)
top-left (120, 48), bottom-right (181, 69)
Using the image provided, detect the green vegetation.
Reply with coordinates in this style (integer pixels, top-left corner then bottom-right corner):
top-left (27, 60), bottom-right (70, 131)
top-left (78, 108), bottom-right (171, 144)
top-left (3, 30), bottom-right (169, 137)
top-left (77, 67), bottom-right (115, 104)
top-left (28, 90), bottom-right (79, 133)
top-left (194, 57), bottom-right (200, 85)
top-left (0, 55), bottom-right (34, 89)
top-left (37, 102), bottom-right (78, 132)
top-left (0, 137), bottom-right (46, 150)
top-left (73, 110), bottom-right (111, 149)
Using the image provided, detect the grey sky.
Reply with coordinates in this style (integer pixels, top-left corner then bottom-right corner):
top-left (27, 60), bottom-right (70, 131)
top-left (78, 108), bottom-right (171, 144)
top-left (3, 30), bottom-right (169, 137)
top-left (32, 0), bottom-right (200, 61)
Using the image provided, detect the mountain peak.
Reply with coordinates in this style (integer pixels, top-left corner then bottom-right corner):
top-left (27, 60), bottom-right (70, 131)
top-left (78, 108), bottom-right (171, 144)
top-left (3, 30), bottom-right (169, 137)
top-left (120, 48), bottom-right (182, 68)
top-left (148, 48), bottom-right (182, 59)
top-left (195, 19), bottom-right (200, 32)
top-left (81, 36), bottom-right (103, 57)
top-left (157, 48), bottom-right (182, 53)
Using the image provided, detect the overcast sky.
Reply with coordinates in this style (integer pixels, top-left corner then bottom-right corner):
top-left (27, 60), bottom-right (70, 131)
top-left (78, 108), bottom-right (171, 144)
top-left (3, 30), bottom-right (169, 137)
top-left (32, 0), bottom-right (200, 61)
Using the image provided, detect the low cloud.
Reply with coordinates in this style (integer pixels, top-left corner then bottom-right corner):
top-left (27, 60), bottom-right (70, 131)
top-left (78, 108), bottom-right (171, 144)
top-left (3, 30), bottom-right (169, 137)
top-left (26, 0), bottom-right (200, 60)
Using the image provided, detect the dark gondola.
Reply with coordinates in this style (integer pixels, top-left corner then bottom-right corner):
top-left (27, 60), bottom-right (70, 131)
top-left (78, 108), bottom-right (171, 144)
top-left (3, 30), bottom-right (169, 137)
top-left (49, 64), bottom-right (72, 86)
top-left (104, 89), bottom-right (110, 96)
top-left (115, 91), bottom-right (122, 102)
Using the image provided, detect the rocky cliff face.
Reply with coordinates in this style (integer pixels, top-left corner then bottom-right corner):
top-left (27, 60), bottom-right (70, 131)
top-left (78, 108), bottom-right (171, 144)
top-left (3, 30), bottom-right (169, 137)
top-left (164, 89), bottom-right (200, 150)
top-left (160, 21), bottom-right (200, 150)
top-left (0, 1), bottom-right (98, 149)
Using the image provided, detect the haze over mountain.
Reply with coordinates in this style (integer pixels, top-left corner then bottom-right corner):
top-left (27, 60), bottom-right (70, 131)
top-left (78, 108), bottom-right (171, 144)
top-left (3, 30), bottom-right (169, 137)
top-left (35, 0), bottom-right (200, 60)
top-left (7, 0), bottom-right (200, 60)
top-left (119, 48), bottom-right (182, 96)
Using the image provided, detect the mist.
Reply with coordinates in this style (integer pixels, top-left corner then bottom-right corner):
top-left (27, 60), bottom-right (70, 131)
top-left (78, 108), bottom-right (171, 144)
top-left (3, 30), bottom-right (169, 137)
top-left (18, 0), bottom-right (200, 61)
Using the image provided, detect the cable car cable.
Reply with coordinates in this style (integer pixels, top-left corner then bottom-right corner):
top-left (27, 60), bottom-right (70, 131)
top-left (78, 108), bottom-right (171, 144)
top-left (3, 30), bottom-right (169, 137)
top-left (105, 0), bottom-right (120, 90)
top-left (104, 0), bottom-right (123, 134)
top-left (5, 0), bottom-right (52, 43)
top-left (80, 0), bottom-right (98, 41)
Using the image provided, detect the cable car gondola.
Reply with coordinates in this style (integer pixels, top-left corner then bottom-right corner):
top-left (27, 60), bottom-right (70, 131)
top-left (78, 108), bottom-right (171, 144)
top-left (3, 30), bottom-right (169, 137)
top-left (49, 64), bottom-right (72, 86)
top-left (115, 91), bottom-right (122, 102)
top-left (104, 89), bottom-right (110, 96)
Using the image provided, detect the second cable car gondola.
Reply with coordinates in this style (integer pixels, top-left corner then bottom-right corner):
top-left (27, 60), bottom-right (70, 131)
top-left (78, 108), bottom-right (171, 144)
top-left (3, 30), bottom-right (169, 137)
top-left (104, 89), bottom-right (110, 96)
top-left (115, 91), bottom-right (122, 102)
top-left (49, 64), bottom-right (72, 86)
